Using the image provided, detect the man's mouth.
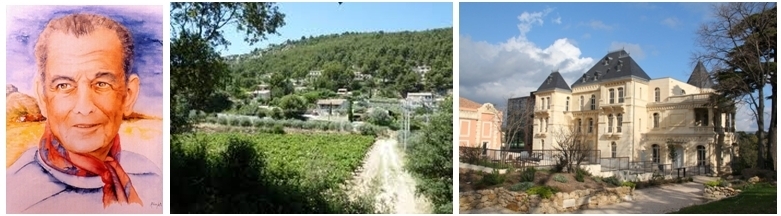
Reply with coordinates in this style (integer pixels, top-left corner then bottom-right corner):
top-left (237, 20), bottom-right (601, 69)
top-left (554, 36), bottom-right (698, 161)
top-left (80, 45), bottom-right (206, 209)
top-left (73, 124), bottom-right (100, 129)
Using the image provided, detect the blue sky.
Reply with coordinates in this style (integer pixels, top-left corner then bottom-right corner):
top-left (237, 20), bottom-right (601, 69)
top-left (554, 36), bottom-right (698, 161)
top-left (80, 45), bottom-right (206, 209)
top-left (459, 2), bottom-right (770, 131)
top-left (219, 2), bottom-right (453, 56)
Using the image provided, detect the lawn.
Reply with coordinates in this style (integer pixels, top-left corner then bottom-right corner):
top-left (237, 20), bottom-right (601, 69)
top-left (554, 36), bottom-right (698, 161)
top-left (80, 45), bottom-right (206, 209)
top-left (671, 183), bottom-right (777, 214)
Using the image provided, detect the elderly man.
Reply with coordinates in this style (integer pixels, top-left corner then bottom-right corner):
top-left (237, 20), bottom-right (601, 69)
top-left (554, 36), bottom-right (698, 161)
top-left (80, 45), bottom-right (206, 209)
top-left (7, 13), bottom-right (162, 213)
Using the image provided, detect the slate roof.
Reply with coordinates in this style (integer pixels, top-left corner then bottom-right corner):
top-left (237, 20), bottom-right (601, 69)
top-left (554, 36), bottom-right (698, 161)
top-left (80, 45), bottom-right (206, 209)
top-left (536, 71), bottom-right (572, 92)
top-left (687, 61), bottom-right (714, 89)
top-left (571, 50), bottom-right (652, 88)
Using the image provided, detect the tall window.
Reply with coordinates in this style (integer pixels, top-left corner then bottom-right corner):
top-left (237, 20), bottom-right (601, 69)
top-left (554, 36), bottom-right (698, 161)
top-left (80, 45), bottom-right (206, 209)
top-left (654, 87), bottom-right (660, 102)
top-left (611, 142), bottom-right (617, 158)
top-left (577, 119), bottom-right (582, 133)
top-left (547, 97), bottom-right (551, 109)
top-left (482, 142), bottom-right (488, 155)
top-left (608, 114), bottom-right (614, 133)
top-left (697, 145), bottom-right (706, 166)
top-left (545, 117), bottom-right (549, 132)
top-left (617, 114), bottom-right (623, 133)
top-left (590, 95), bottom-right (596, 110)
top-left (541, 98), bottom-right (546, 110)
top-left (539, 119), bottom-right (543, 132)
top-left (694, 108), bottom-right (709, 126)
top-left (726, 113), bottom-right (732, 132)
top-left (609, 89), bottom-right (615, 104)
top-left (566, 97), bottom-right (570, 111)
top-left (652, 144), bottom-right (660, 163)
top-left (618, 87), bottom-right (624, 103)
top-left (541, 139), bottom-right (545, 150)
top-left (653, 113), bottom-right (660, 128)
top-left (588, 118), bottom-right (594, 133)
top-left (580, 96), bottom-right (584, 110)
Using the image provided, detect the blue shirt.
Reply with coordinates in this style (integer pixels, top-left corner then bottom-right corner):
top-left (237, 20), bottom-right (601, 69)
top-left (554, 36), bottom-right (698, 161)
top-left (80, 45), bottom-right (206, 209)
top-left (7, 147), bottom-right (163, 213)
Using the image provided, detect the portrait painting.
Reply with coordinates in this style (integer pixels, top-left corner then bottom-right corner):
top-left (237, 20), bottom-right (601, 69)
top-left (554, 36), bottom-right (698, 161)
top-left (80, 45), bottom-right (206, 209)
top-left (6, 5), bottom-right (163, 214)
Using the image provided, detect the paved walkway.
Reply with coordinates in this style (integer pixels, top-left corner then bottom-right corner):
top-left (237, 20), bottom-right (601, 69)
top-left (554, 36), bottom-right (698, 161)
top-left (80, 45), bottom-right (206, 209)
top-left (463, 176), bottom-right (719, 214)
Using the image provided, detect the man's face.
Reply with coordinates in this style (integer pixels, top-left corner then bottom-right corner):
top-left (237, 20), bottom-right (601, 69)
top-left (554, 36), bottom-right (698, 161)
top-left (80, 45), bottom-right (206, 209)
top-left (38, 27), bottom-right (138, 154)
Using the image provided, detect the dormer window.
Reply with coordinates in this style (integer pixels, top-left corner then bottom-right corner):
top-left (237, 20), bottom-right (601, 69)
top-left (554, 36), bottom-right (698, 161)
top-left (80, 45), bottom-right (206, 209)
top-left (594, 72), bottom-right (600, 80)
top-left (547, 76), bottom-right (552, 84)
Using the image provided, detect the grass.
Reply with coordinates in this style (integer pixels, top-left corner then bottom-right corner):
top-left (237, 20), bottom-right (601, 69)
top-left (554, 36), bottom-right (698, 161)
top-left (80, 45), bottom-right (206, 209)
top-left (670, 183), bottom-right (777, 214)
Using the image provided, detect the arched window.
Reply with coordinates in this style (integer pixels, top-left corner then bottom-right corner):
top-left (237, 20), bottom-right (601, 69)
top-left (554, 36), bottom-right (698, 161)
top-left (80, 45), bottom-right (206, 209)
top-left (609, 89), bottom-right (615, 104)
top-left (655, 87), bottom-right (660, 102)
top-left (580, 96), bottom-right (584, 110)
top-left (652, 144), bottom-right (660, 163)
top-left (653, 113), bottom-right (660, 128)
top-left (697, 145), bottom-right (706, 166)
top-left (547, 97), bottom-right (551, 109)
top-left (611, 142), bottom-right (617, 158)
top-left (590, 95), bottom-right (596, 110)
top-left (588, 118), bottom-right (594, 133)
top-left (566, 97), bottom-right (570, 111)
top-left (577, 119), bottom-right (582, 133)
top-left (608, 114), bottom-right (614, 133)
top-left (616, 114), bottom-right (623, 133)
top-left (618, 87), bottom-right (624, 103)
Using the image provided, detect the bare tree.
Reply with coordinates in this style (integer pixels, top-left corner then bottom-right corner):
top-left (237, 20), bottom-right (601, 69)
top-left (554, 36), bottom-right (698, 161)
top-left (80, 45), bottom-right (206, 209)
top-left (495, 95), bottom-right (535, 164)
top-left (694, 2), bottom-right (776, 169)
top-left (551, 124), bottom-right (593, 173)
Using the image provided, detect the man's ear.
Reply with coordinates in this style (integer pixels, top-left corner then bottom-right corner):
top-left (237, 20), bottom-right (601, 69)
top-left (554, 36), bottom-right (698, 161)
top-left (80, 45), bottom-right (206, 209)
top-left (122, 74), bottom-right (140, 116)
top-left (34, 74), bottom-right (47, 118)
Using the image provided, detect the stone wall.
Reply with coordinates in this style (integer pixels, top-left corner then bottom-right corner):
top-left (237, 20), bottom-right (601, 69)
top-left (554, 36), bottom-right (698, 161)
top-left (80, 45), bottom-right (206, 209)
top-left (703, 185), bottom-right (740, 200)
top-left (460, 186), bottom-right (634, 213)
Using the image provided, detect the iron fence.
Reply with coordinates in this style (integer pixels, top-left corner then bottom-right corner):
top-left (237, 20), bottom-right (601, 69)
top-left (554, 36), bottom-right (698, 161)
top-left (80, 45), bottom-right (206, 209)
top-left (459, 147), bottom-right (601, 169)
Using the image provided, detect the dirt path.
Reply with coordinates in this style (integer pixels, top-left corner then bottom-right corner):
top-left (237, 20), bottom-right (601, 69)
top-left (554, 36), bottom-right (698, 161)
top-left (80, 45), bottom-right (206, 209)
top-left (348, 137), bottom-right (432, 214)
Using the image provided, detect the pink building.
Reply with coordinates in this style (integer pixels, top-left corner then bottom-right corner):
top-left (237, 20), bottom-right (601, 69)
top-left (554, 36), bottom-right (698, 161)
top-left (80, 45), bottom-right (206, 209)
top-left (459, 97), bottom-right (503, 151)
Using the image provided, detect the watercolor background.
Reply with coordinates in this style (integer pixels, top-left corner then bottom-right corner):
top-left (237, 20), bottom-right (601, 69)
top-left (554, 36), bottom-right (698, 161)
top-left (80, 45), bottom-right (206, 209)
top-left (6, 5), bottom-right (163, 170)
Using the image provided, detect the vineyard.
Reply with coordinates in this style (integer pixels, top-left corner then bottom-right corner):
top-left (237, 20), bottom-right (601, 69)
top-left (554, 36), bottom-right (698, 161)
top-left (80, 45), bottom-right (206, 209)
top-left (171, 132), bottom-right (378, 213)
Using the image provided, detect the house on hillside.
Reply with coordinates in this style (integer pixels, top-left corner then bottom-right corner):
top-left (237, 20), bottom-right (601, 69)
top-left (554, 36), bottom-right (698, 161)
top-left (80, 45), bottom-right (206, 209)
top-left (459, 97), bottom-right (503, 152)
top-left (316, 98), bottom-right (349, 116)
top-left (337, 88), bottom-right (352, 96)
top-left (249, 84), bottom-right (271, 100)
top-left (522, 49), bottom-right (736, 174)
top-left (405, 92), bottom-right (434, 108)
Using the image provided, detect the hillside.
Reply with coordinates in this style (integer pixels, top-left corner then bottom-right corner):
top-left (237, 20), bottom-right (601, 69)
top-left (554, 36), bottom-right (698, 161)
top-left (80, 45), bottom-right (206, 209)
top-left (225, 28), bottom-right (453, 98)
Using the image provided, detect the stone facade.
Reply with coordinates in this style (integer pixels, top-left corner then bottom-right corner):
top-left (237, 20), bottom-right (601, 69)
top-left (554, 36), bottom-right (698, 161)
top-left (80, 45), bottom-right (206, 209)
top-left (460, 186), bottom-right (634, 213)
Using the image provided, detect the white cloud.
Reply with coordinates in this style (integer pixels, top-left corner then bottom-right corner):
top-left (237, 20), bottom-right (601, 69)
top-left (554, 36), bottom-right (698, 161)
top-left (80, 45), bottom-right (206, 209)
top-left (553, 17), bottom-right (562, 24)
top-left (609, 42), bottom-right (645, 60)
top-left (516, 7), bottom-right (553, 37)
top-left (460, 9), bottom-right (595, 108)
top-left (734, 101), bottom-right (772, 132)
top-left (587, 20), bottom-right (613, 30)
top-left (661, 17), bottom-right (680, 28)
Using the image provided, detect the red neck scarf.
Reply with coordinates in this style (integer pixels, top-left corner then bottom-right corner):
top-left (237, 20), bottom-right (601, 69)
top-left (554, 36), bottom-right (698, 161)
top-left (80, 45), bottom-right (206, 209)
top-left (38, 126), bottom-right (143, 207)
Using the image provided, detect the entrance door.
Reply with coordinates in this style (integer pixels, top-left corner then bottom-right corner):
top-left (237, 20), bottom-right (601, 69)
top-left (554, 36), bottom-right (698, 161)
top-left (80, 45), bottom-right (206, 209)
top-left (675, 147), bottom-right (684, 168)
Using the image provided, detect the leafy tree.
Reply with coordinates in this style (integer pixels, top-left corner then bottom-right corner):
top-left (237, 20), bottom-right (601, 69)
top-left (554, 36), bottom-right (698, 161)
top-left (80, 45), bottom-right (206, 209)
top-left (277, 95), bottom-right (307, 118)
top-left (170, 2), bottom-right (286, 133)
top-left (405, 96), bottom-right (453, 213)
top-left (366, 108), bottom-right (392, 126)
top-left (695, 2), bottom-right (776, 169)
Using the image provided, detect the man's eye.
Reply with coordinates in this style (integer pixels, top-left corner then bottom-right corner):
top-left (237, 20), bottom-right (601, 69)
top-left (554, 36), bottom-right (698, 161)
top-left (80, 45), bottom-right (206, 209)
top-left (96, 82), bottom-right (110, 88)
top-left (56, 83), bottom-right (72, 90)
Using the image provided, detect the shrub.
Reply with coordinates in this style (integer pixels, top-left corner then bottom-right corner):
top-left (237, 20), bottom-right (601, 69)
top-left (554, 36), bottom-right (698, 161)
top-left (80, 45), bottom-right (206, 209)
top-left (621, 181), bottom-right (636, 189)
top-left (526, 186), bottom-right (557, 199)
top-left (704, 180), bottom-right (720, 187)
top-left (575, 168), bottom-right (589, 182)
top-left (271, 124), bottom-right (285, 134)
top-left (604, 176), bottom-right (621, 186)
top-left (520, 167), bottom-right (537, 182)
top-left (553, 174), bottom-right (568, 183)
top-left (217, 116), bottom-right (228, 125)
top-left (509, 182), bottom-right (535, 192)
top-left (592, 176), bottom-right (602, 183)
top-left (479, 170), bottom-right (506, 187)
top-left (239, 118), bottom-right (252, 127)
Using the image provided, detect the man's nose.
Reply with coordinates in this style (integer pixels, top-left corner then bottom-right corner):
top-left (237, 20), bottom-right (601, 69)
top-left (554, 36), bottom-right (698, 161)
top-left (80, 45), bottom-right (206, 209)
top-left (73, 86), bottom-right (96, 115)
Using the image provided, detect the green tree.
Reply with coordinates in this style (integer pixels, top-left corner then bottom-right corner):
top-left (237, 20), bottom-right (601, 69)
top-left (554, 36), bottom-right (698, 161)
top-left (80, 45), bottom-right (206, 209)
top-left (277, 95), bottom-right (307, 119)
top-left (170, 2), bottom-right (286, 133)
top-left (405, 96), bottom-right (453, 213)
top-left (695, 2), bottom-right (776, 169)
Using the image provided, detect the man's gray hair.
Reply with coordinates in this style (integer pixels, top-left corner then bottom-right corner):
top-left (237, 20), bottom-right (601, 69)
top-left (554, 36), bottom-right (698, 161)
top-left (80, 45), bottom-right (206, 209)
top-left (34, 13), bottom-right (134, 82)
